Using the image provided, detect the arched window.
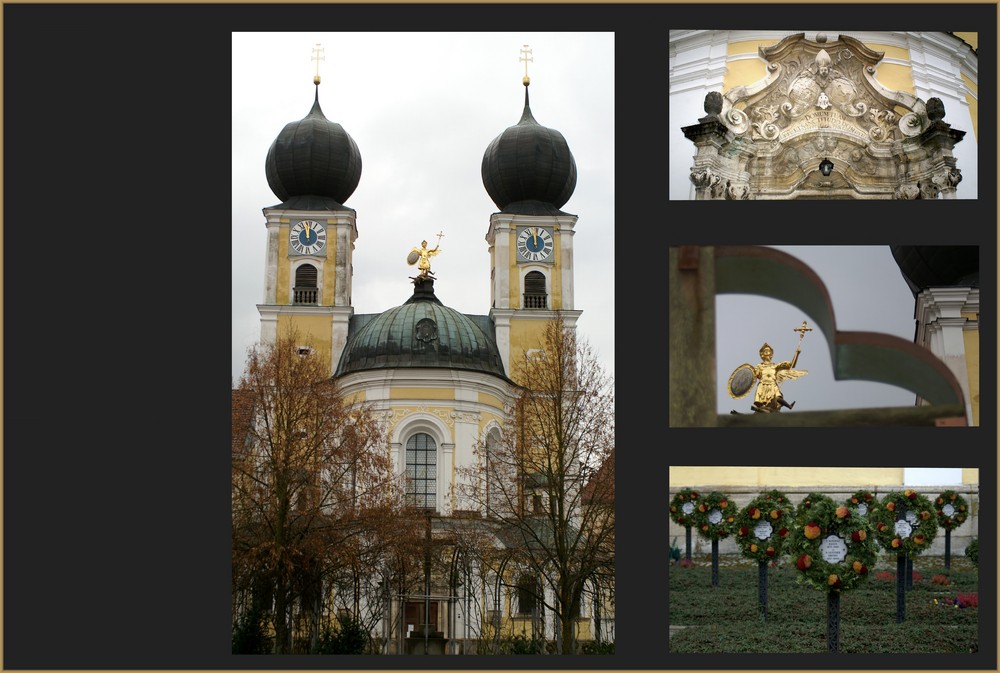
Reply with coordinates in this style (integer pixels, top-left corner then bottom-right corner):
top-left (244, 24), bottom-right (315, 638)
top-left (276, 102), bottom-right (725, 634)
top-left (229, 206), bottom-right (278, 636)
top-left (294, 264), bottom-right (318, 305)
top-left (405, 432), bottom-right (437, 509)
top-left (523, 271), bottom-right (547, 309)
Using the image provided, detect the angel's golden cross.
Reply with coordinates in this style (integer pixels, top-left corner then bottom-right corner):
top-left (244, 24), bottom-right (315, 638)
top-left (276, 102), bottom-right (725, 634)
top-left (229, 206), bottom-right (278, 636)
top-left (793, 320), bottom-right (813, 347)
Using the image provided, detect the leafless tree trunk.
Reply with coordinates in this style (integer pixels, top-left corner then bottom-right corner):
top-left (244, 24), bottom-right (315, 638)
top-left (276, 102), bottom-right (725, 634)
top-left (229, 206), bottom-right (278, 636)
top-left (457, 318), bottom-right (615, 654)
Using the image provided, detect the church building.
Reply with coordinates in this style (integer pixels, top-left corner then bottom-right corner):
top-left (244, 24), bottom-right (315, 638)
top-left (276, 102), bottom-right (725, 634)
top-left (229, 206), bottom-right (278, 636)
top-left (239, 46), bottom-right (613, 654)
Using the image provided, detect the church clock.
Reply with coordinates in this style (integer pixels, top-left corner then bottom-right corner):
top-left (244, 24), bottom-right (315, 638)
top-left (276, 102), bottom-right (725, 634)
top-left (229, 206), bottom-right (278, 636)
top-left (515, 226), bottom-right (554, 262)
top-left (289, 219), bottom-right (327, 255)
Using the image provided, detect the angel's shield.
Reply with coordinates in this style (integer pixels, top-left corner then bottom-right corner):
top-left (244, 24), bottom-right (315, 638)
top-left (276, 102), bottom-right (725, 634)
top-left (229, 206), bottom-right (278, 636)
top-left (727, 363), bottom-right (756, 399)
top-left (406, 250), bottom-right (420, 265)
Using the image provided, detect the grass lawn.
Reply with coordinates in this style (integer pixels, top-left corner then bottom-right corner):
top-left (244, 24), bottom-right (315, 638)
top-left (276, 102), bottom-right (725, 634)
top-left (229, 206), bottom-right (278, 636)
top-left (669, 553), bottom-right (979, 653)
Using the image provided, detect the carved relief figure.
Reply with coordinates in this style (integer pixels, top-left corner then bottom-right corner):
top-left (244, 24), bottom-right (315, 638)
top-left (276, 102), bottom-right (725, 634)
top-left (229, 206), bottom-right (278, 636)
top-left (814, 49), bottom-right (838, 82)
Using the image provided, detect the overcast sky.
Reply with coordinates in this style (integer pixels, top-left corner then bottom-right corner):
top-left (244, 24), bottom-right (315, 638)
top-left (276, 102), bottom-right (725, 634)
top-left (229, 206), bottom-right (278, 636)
top-left (232, 32), bottom-right (615, 385)
top-left (716, 245), bottom-right (921, 415)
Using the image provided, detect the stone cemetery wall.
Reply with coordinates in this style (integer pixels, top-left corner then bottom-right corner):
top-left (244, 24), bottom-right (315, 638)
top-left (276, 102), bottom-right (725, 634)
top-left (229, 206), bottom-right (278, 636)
top-left (669, 484), bottom-right (979, 557)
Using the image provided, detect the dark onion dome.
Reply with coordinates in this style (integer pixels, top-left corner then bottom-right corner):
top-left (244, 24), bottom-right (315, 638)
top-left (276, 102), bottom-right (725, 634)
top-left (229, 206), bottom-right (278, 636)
top-left (482, 85), bottom-right (577, 216)
top-left (335, 278), bottom-right (509, 380)
top-left (890, 246), bottom-right (979, 295)
top-left (265, 86), bottom-right (361, 209)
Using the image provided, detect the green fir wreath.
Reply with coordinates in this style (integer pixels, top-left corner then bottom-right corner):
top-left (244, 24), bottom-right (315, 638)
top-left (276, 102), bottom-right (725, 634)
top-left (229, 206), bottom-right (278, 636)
top-left (691, 491), bottom-right (737, 540)
top-left (734, 490), bottom-right (796, 562)
top-left (793, 491), bottom-right (837, 527)
top-left (788, 496), bottom-right (878, 592)
top-left (934, 489), bottom-right (970, 530)
top-left (871, 489), bottom-right (939, 557)
top-left (845, 489), bottom-right (879, 520)
top-left (669, 487), bottom-right (701, 528)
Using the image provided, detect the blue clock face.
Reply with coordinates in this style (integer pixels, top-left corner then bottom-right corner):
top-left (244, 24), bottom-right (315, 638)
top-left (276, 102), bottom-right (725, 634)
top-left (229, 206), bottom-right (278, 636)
top-left (289, 220), bottom-right (326, 255)
top-left (516, 227), bottom-right (554, 262)
top-left (525, 233), bottom-right (545, 253)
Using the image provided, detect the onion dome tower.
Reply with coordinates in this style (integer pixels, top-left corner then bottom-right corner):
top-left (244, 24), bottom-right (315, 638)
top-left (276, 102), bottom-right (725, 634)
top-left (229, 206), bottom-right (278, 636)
top-left (483, 46), bottom-right (583, 379)
top-left (890, 246), bottom-right (979, 296)
top-left (481, 73), bottom-right (577, 216)
top-left (257, 45), bottom-right (361, 375)
top-left (264, 87), bottom-right (362, 211)
top-left (890, 246), bottom-right (980, 425)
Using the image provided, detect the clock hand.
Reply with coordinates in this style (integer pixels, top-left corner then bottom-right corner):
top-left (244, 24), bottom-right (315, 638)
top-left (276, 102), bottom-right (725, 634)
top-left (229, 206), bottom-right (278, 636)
top-left (532, 228), bottom-right (537, 246)
top-left (304, 221), bottom-right (311, 239)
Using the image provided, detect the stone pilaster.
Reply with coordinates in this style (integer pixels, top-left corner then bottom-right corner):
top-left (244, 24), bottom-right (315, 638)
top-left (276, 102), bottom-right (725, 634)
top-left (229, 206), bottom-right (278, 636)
top-left (682, 118), bottom-right (738, 200)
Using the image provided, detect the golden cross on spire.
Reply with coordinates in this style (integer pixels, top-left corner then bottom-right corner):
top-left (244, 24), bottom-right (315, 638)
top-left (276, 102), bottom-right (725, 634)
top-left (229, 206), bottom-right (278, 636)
top-left (312, 43), bottom-right (325, 85)
top-left (519, 44), bottom-right (533, 86)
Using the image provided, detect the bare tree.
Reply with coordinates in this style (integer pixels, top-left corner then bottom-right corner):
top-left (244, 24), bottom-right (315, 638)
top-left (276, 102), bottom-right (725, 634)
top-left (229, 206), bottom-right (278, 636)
top-left (232, 330), bottom-right (399, 653)
top-left (458, 318), bottom-right (615, 654)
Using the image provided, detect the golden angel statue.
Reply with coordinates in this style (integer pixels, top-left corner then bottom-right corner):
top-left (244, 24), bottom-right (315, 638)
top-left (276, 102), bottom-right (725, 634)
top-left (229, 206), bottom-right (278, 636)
top-left (728, 321), bottom-right (811, 413)
top-left (407, 236), bottom-right (441, 278)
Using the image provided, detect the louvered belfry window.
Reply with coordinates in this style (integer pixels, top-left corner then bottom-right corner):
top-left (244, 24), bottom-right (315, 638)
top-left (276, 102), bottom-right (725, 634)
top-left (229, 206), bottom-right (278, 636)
top-left (294, 264), bottom-right (318, 305)
top-left (523, 271), bottom-right (547, 309)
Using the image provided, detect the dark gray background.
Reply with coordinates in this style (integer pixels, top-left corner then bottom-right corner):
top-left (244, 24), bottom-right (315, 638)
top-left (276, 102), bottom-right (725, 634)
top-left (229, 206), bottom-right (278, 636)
top-left (3, 2), bottom-right (995, 670)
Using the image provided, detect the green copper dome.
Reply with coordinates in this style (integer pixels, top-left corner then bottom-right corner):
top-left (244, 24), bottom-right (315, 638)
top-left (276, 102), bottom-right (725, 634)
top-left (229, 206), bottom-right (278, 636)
top-left (335, 278), bottom-right (508, 380)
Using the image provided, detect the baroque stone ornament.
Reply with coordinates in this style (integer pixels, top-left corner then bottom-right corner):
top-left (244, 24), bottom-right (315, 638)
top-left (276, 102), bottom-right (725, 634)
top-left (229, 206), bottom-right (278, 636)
top-left (450, 411), bottom-right (481, 424)
top-left (920, 182), bottom-right (941, 200)
top-left (724, 180), bottom-right (752, 200)
top-left (384, 405), bottom-right (455, 428)
top-left (926, 97), bottom-right (946, 122)
top-left (703, 90), bottom-right (723, 118)
top-left (690, 167), bottom-right (721, 189)
top-left (932, 167), bottom-right (962, 191)
top-left (681, 33), bottom-right (967, 199)
top-left (894, 183), bottom-right (921, 200)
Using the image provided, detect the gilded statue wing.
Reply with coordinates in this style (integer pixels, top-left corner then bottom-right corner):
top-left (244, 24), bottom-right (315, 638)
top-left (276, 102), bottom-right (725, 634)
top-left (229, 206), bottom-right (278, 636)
top-left (776, 368), bottom-right (808, 383)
